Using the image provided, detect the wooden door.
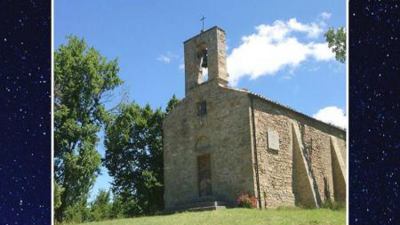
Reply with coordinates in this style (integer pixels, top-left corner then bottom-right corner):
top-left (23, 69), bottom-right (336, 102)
top-left (197, 154), bottom-right (212, 197)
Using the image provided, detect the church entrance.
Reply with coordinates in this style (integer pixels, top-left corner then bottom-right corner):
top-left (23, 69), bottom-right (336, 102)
top-left (197, 154), bottom-right (212, 197)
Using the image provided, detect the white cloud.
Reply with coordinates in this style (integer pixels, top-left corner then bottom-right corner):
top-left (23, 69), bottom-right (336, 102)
top-left (313, 106), bottom-right (347, 129)
top-left (287, 18), bottom-right (323, 38)
top-left (179, 63), bottom-right (184, 70)
top-left (317, 12), bottom-right (332, 27)
top-left (227, 17), bottom-right (334, 86)
top-left (309, 43), bottom-right (334, 61)
top-left (320, 12), bottom-right (332, 20)
top-left (157, 55), bottom-right (171, 64)
top-left (157, 52), bottom-right (178, 64)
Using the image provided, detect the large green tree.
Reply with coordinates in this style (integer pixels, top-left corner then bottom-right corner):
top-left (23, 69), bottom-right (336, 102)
top-left (325, 27), bottom-right (346, 63)
top-left (104, 95), bottom-right (179, 216)
top-left (54, 36), bottom-right (122, 222)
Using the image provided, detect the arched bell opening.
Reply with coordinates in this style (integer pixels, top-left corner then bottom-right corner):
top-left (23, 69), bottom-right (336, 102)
top-left (196, 44), bottom-right (209, 84)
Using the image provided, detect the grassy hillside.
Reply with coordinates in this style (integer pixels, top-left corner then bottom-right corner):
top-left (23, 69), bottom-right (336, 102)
top-left (71, 208), bottom-right (345, 225)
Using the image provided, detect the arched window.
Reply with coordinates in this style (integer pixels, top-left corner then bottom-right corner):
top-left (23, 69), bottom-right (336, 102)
top-left (195, 136), bottom-right (210, 151)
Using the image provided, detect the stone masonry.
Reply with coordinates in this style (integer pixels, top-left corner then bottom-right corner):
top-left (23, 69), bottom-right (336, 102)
top-left (163, 26), bottom-right (346, 210)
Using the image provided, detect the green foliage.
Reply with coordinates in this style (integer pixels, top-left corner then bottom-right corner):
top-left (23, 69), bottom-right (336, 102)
top-left (109, 195), bottom-right (125, 219)
top-left (89, 190), bottom-right (112, 221)
top-left (54, 36), bottom-right (123, 222)
top-left (104, 103), bottom-right (163, 216)
top-left (54, 181), bottom-right (64, 211)
top-left (321, 200), bottom-right (345, 211)
top-left (166, 94), bottom-right (179, 114)
top-left (104, 96), bottom-right (180, 216)
top-left (54, 35), bottom-right (181, 223)
top-left (64, 202), bottom-right (90, 223)
top-left (324, 27), bottom-right (346, 63)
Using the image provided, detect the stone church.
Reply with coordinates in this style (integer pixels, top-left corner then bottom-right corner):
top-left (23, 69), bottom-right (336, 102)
top-left (163, 26), bottom-right (346, 210)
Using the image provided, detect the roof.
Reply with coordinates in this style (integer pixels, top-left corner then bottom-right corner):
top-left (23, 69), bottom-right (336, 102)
top-left (221, 85), bottom-right (346, 133)
top-left (183, 26), bottom-right (226, 44)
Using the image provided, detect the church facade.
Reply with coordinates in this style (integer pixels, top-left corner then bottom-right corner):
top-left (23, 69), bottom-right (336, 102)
top-left (163, 26), bottom-right (346, 210)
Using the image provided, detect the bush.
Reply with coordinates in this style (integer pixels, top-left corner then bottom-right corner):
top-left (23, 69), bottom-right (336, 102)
top-left (321, 200), bottom-right (345, 210)
top-left (88, 190), bottom-right (112, 221)
top-left (64, 203), bottom-right (90, 223)
top-left (236, 193), bottom-right (257, 208)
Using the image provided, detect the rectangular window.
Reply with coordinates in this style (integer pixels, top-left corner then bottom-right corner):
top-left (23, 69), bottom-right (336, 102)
top-left (197, 101), bottom-right (207, 116)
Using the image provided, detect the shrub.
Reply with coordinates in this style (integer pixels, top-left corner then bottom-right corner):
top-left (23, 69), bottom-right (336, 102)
top-left (63, 203), bottom-right (90, 223)
top-left (321, 198), bottom-right (345, 210)
top-left (236, 193), bottom-right (257, 208)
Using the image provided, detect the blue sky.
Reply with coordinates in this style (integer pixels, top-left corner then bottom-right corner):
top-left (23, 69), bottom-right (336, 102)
top-left (55, 0), bottom-right (346, 201)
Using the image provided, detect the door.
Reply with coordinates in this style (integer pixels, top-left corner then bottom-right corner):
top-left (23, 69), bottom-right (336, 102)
top-left (197, 154), bottom-right (212, 197)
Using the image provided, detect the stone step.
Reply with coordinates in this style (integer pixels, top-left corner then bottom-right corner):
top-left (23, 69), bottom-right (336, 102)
top-left (187, 205), bottom-right (226, 212)
top-left (167, 200), bottom-right (230, 213)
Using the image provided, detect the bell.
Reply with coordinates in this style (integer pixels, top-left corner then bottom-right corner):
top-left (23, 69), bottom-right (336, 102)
top-left (201, 49), bottom-right (208, 68)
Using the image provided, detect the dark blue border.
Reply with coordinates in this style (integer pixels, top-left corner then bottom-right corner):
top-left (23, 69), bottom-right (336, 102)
top-left (349, 1), bottom-right (400, 224)
top-left (0, 1), bottom-right (51, 224)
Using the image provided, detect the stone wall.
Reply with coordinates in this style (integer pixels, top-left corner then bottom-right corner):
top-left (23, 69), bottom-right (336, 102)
top-left (163, 83), bottom-right (255, 209)
top-left (251, 95), bottom-right (346, 208)
top-left (251, 98), bottom-right (296, 208)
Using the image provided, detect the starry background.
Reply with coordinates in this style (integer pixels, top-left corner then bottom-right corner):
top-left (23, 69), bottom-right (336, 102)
top-left (349, 0), bottom-right (400, 224)
top-left (0, 1), bottom-right (51, 224)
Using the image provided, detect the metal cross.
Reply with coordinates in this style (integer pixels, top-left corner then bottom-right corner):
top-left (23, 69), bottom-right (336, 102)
top-left (200, 16), bottom-right (206, 32)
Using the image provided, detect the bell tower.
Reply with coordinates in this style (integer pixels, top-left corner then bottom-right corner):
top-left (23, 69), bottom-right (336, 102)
top-left (183, 26), bottom-right (229, 95)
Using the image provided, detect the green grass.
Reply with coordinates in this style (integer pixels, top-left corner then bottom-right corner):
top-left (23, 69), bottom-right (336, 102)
top-left (70, 208), bottom-right (345, 225)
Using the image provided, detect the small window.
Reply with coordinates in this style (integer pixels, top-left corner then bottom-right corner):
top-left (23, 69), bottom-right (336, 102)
top-left (197, 101), bottom-right (207, 116)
